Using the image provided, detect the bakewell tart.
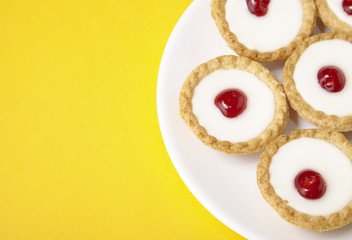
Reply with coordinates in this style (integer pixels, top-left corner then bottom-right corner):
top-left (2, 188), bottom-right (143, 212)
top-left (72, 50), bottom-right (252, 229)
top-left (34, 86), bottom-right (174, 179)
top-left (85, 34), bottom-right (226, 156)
top-left (316, 0), bottom-right (352, 34)
top-left (179, 55), bottom-right (289, 154)
top-left (211, 0), bottom-right (317, 62)
top-left (283, 32), bottom-right (352, 131)
top-left (257, 129), bottom-right (352, 231)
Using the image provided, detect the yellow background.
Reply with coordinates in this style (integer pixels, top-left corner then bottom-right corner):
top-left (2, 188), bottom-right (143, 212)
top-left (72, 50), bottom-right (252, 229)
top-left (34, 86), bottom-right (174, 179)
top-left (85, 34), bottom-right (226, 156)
top-left (0, 0), bottom-right (245, 239)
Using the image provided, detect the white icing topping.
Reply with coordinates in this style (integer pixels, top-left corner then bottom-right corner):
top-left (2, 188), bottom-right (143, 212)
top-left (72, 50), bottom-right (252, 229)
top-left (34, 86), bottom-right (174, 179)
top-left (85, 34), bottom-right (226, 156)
top-left (270, 137), bottom-right (352, 216)
top-left (225, 0), bottom-right (303, 52)
top-left (192, 69), bottom-right (275, 143)
top-left (326, 0), bottom-right (352, 26)
top-left (294, 39), bottom-right (352, 116)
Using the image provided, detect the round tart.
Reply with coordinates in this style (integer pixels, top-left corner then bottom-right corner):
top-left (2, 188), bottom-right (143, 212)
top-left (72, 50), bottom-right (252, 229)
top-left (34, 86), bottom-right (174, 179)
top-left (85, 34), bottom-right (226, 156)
top-left (283, 32), bottom-right (352, 131)
top-left (211, 0), bottom-right (317, 62)
top-left (257, 129), bottom-right (352, 231)
top-left (316, 0), bottom-right (352, 34)
top-left (179, 55), bottom-right (289, 154)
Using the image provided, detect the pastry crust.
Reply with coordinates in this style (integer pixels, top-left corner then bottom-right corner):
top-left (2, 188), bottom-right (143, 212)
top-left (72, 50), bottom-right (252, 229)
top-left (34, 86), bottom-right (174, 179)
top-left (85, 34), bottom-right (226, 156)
top-left (179, 55), bottom-right (289, 155)
top-left (257, 129), bottom-right (352, 231)
top-left (283, 32), bottom-right (352, 131)
top-left (211, 0), bottom-right (317, 62)
top-left (316, 0), bottom-right (352, 34)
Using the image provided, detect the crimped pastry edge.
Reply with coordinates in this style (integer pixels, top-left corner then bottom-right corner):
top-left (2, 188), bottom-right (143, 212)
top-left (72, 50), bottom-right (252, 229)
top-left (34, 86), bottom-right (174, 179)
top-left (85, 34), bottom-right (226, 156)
top-left (210, 0), bottom-right (317, 62)
top-left (179, 55), bottom-right (289, 155)
top-left (316, 0), bottom-right (352, 34)
top-left (257, 129), bottom-right (352, 231)
top-left (283, 32), bottom-right (352, 131)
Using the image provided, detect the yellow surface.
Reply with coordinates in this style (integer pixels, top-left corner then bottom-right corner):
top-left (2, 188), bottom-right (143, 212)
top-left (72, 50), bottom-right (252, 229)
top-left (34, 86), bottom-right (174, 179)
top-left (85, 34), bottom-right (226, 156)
top-left (0, 1), bottom-right (245, 239)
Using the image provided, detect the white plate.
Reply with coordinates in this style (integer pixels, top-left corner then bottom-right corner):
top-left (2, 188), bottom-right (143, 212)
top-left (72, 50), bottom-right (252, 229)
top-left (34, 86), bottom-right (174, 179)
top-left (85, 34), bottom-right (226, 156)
top-left (156, 0), bottom-right (352, 239)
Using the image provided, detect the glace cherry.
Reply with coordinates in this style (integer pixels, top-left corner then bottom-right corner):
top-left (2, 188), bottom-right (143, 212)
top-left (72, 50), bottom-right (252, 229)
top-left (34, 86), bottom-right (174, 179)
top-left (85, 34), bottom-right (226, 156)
top-left (214, 89), bottom-right (247, 118)
top-left (343, 0), bottom-right (352, 15)
top-left (246, 0), bottom-right (271, 17)
top-left (294, 170), bottom-right (327, 200)
top-left (317, 66), bottom-right (346, 93)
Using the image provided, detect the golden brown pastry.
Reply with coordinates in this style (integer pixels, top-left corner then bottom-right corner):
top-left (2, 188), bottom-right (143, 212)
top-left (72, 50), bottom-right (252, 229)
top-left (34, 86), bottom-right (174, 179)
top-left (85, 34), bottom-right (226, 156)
top-left (257, 129), bottom-right (352, 231)
top-left (283, 32), bottom-right (352, 131)
top-left (211, 0), bottom-right (316, 62)
top-left (179, 55), bottom-right (289, 154)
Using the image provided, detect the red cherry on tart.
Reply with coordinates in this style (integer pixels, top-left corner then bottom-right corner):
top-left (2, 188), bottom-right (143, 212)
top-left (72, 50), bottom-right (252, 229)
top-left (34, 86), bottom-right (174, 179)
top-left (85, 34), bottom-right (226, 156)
top-left (294, 170), bottom-right (327, 200)
top-left (214, 89), bottom-right (247, 118)
top-left (343, 0), bottom-right (352, 15)
top-left (317, 66), bottom-right (346, 93)
top-left (246, 0), bottom-right (271, 17)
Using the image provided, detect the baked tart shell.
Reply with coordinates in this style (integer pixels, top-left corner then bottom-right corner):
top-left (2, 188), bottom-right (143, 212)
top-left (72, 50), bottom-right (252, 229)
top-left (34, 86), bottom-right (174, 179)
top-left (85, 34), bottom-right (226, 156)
top-left (179, 55), bottom-right (289, 154)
